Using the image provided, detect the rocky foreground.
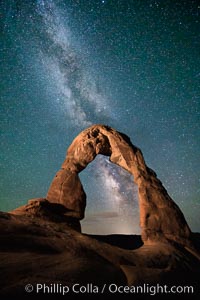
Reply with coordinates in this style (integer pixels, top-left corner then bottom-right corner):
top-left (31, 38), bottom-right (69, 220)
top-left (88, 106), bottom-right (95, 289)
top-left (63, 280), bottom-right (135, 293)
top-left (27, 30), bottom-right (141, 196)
top-left (1, 125), bottom-right (199, 297)
top-left (0, 198), bottom-right (199, 298)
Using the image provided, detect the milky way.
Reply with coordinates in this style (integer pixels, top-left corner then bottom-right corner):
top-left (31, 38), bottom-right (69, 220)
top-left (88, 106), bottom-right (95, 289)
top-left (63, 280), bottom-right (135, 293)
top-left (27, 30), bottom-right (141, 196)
top-left (34, 0), bottom-right (138, 233)
top-left (1, 0), bottom-right (200, 234)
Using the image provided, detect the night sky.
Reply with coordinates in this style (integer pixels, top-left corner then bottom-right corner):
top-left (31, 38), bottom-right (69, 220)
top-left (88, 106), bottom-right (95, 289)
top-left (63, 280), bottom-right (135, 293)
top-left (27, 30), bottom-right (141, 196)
top-left (1, 0), bottom-right (200, 234)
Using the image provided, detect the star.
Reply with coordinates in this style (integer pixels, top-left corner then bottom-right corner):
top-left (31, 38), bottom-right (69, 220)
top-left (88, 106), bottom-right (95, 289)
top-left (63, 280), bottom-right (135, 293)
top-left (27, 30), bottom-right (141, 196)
top-left (1, 0), bottom-right (199, 234)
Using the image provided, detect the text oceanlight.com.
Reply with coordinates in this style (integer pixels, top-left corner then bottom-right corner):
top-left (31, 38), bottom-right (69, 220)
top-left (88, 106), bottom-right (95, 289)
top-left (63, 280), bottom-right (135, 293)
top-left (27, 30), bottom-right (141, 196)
top-left (25, 283), bottom-right (194, 295)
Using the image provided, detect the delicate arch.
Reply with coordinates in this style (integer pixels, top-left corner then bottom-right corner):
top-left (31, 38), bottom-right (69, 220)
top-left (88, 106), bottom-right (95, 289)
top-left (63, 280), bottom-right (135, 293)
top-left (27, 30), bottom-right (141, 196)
top-left (46, 124), bottom-right (191, 245)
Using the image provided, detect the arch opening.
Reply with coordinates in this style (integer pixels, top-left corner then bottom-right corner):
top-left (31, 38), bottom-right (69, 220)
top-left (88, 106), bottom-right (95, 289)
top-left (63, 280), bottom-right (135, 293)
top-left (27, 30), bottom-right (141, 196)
top-left (79, 155), bottom-right (140, 235)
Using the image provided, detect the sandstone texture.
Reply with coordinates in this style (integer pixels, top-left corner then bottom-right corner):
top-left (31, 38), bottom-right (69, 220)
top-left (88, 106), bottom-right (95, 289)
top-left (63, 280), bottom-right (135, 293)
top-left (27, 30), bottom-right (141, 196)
top-left (0, 124), bottom-right (200, 297)
top-left (47, 124), bottom-right (191, 246)
top-left (0, 207), bottom-right (200, 297)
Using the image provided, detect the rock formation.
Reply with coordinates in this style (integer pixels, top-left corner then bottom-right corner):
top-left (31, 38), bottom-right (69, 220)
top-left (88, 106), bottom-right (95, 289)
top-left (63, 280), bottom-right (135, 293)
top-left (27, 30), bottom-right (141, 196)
top-left (46, 124), bottom-right (191, 246)
top-left (1, 124), bottom-right (200, 297)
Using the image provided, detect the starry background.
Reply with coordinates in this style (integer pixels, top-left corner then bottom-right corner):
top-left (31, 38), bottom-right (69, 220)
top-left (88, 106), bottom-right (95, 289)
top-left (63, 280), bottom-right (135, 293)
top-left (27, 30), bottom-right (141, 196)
top-left (1, 0), bottom-right (199, 234)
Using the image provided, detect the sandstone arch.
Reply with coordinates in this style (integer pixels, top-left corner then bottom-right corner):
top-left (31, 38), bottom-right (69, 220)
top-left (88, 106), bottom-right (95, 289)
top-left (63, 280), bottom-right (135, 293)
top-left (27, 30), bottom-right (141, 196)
top-left (46, 124), bottom-right (191, 245)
